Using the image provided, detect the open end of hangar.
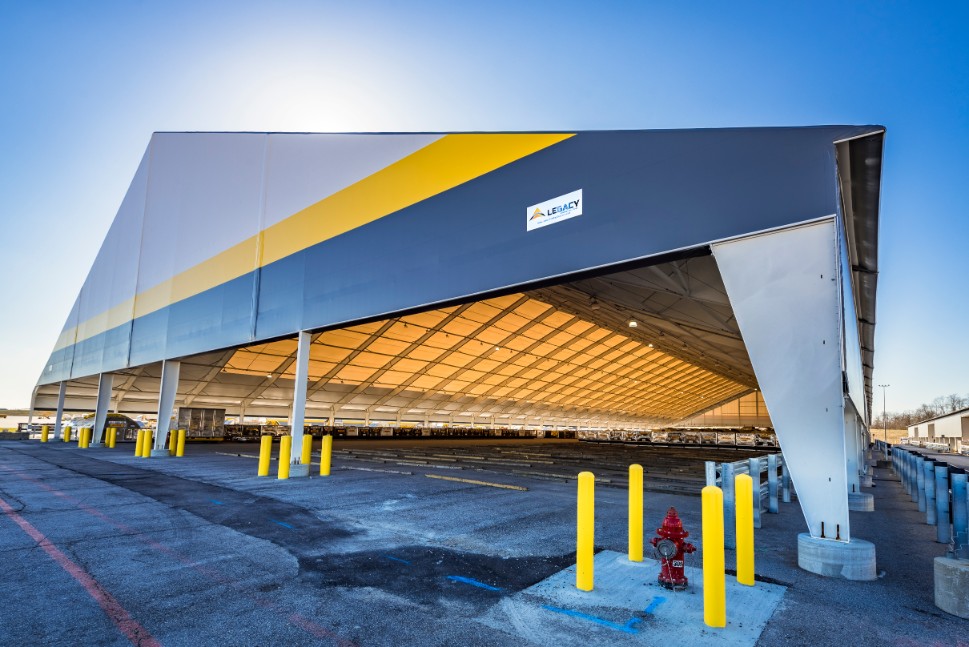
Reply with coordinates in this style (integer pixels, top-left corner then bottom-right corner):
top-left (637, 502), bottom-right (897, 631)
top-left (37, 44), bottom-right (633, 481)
top-left (39, 248), bottom-right (771, 434)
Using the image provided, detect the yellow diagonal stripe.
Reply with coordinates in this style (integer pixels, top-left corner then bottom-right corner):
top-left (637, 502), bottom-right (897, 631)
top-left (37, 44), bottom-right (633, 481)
top-left (55, 133), bottom-right (574, 353)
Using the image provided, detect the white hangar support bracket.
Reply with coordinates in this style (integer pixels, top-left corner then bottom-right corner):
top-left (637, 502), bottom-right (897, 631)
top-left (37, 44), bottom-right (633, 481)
top-left (712, 218), bottom-right (876, 580)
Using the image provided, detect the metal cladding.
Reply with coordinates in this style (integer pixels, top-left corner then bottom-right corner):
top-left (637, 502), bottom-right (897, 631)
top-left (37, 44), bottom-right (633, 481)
top-left (39, 127), bottom-right (883, 411)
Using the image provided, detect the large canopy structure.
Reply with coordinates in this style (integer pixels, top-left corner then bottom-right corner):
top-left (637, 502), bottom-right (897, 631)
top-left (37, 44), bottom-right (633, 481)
top-left (34, 126), bottom-right (884, 574)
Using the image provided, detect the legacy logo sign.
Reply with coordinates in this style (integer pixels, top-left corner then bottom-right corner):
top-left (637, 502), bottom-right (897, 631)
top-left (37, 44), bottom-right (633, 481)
top-left (526, 189), bottom-right (583, 231)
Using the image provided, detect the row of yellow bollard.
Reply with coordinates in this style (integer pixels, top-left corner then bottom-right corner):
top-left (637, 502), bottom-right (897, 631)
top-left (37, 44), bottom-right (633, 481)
top-left (577, 466), bottom-right (756, 629)
top-left (132, 428), bottom-right (186, 458)
top-left (257, 434), bottom-right (333, 479)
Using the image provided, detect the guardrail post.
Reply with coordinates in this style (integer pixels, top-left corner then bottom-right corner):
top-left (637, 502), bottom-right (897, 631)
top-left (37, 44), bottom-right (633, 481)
top-left (705, 461), bottom-right (717, 487)
top-left (748, 457), bottom-right (762, 529)
top-left (936, 465), bottom-right (951, 543)
top-left (767, 454), bottom-right (779, 513)
top-left (917, 456), bottom-right (927, 509)
top-left (925, 460), bottom-right (937, 525)
top-left (951, 471), bottom-right (968, 559)
top-left (782, 457), bottom-right (791, 503)
top-left (722, 463), bottom-right (736, 549)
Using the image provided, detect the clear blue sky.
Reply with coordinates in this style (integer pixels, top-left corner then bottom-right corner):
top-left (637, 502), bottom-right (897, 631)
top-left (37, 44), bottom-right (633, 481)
top-left (1, 1), bottom-right (966, 414)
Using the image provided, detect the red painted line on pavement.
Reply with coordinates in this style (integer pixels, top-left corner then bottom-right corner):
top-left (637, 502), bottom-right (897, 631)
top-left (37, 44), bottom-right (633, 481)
top-left (2, 465), bottom-right (355, 647)
top-left (0, 495), bottom-right (160, 647)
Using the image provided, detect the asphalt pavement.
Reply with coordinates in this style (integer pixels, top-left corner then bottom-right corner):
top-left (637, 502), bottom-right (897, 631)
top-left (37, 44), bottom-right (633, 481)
top-left (0, 439), bottom-right (966, 646)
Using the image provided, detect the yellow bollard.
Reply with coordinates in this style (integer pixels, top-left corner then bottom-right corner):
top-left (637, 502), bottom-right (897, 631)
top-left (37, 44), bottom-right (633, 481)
top-left (168, 430), bottom-right (177, 456)
top-left (85, 427), bottom-right (93, 448)
top-left (278, 436), bottom-right (292, 480)
top-left (78, 428), bottom-right (85, 448)
top-left (41, 425), bottom-right (49, 443)
top-left (109, 427), bottom-right (117, 449)
top-left (320, 434), bottom-right (332, 476)
top-left (258, 435), bottom-right (273, 476)
top-left (176, 429), bottom-right (186, 457)
top-left (702, 485), bottom-right (726, 628)
top-left (135, 429), bottom-right (144, 456)
top-left (576, 471), bottom-right (595, 591)
top-left (64, 426), bottom-right (72, 443)
top-left (142, 430), bottom-right (153, 458)
top-left (629, 464), bottom-right (644, 562)
top-left (735, 473), bottom-right (755, 586)
top-left (301, 433), bottom-right (313, 466)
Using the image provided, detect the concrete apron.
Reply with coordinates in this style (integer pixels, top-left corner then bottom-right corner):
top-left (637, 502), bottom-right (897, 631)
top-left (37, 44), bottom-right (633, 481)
top-left (797, 534), bottom-right (877, 580)
top-left (479, 550), bottom-right (785, 646)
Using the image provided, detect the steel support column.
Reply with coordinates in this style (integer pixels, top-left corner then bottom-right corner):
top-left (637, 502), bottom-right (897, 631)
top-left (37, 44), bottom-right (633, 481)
top-left (288, 331), bottom-right (311, 475)
top-left (91, 373), bottom-right (114, 445)
top-left (54, 381), bottom-right (67, 437)
top-left (154, 360), bottom-right (181, 452)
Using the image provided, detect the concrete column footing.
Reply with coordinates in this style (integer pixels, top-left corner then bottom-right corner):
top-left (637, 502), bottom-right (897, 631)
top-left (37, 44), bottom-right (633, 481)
top-left (797, 533), bottom-right (877, 580)
top-left (289, 464), bottom-right (310, 478)
top-left (861, 474), bottom-right (874, 487)
top-left (935, 557), bottom-right (969, 618)
top-left (848, 492), bottom-right (875, 511)
top-left (150, 449), bottom-right (171, 458)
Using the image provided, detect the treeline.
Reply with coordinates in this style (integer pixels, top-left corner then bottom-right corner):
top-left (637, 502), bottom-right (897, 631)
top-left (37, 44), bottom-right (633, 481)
top-left (872, 393), bottom-right (969, 430)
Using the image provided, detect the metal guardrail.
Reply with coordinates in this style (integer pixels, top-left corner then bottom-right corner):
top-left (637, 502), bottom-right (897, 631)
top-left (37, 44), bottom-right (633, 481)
top-left (891, 444), bottom-right (967, 557)
top-left (704, 453), bottom-right (790, 548)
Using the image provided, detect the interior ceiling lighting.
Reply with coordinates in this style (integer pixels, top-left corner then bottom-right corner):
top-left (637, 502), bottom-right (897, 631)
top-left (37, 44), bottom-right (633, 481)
top-left (628, 320), bottom-right (638, 328)
top-left (220, 292), bottom-right (748, 422)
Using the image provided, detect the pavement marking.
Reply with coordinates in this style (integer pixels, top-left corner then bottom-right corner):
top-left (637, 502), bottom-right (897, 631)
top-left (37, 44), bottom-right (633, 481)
top-left (271, 519), bottom-right (295, 529)
top-left (211, 499), bottom-right (225, 505)
top-left (383, 555), bottom-right (412, 565)
top-left (0, 494), bottom-right (161, 647)
top-left (341, 466), bottom-right (414, 475)
top-left (541, 604), bottom-right (640, 634)
top-left (424, 474), bottom-right (529, 491)
top-left (447, 575), bottom-right (503, 591)
top-left (4, 467), bottom-right (357, 647)
top-left (644, 596), bottom-right (667, 614)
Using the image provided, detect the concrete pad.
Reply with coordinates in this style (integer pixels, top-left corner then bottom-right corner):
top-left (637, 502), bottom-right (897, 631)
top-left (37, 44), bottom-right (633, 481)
top-left (289, 463), bottom-right (310, 477)
top-left (934, 556), bottom-right (969, 618)
top-left (150, 449), bottom-right (171, 458)
top-left (848, 491), bottom-right (874, 511)
top-left (479, 550), bottom-right (786, 646)
top-left (797, 534), bottom-right (876, 580)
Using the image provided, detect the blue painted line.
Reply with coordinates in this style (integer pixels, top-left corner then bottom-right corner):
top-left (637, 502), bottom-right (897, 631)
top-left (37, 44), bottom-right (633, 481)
top-left (383, 555), bottom-right (412, 565)
top-left (271, 519), bottom-right (294, 529)
top-left (210, 499), bottom-right (224, 505)
top-left (446, 575), bottom-right (502, 591)
top-left (541, 605), bottom-right (638, 634)
top-left (644, 596), bottom-right (667, 614)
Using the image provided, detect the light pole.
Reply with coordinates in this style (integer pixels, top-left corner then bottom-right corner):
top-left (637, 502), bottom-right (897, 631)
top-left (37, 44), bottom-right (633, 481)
top-left (878, 384), bottom-right (890, 444)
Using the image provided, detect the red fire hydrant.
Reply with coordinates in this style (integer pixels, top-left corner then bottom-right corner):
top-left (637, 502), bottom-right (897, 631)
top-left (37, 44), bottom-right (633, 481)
top-left (650, 507), bottom-right (696, 589)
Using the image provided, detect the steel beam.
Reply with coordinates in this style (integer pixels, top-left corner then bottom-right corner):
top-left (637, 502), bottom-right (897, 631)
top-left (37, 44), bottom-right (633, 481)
top-left (154, 360), bottom-right (181, 451)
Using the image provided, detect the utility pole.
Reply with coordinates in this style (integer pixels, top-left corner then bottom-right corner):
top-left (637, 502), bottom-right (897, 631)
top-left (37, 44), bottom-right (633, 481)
top-left (878, 384), bottom-right (890, 444)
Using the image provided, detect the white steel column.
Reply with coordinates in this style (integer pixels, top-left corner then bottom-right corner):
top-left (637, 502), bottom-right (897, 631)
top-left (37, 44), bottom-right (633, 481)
top-left (844, 407), bottom-right (861, 494)
top-left (92, 373), bottom-right (115, 445)
top-left (289, 331), bottom-right (311, 475)
top-left (54, 381), bottom-right (67, 437)
top-left (713, 219), bottom-right (849, 541)
top-left (154, 360), bottom-right (181, 452)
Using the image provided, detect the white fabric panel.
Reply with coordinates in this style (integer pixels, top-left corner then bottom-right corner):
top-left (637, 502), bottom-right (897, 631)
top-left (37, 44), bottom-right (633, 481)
top-left (713, 219), bottom-right (851, 541)
top-left (263, 134), bottom-right (442, 228)
top-left (137, 133), bottom-right (267, 293)
top-left (77, 149), bottom-right (150, 323)
top-left (933, 415), bottom-right (966, 438)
